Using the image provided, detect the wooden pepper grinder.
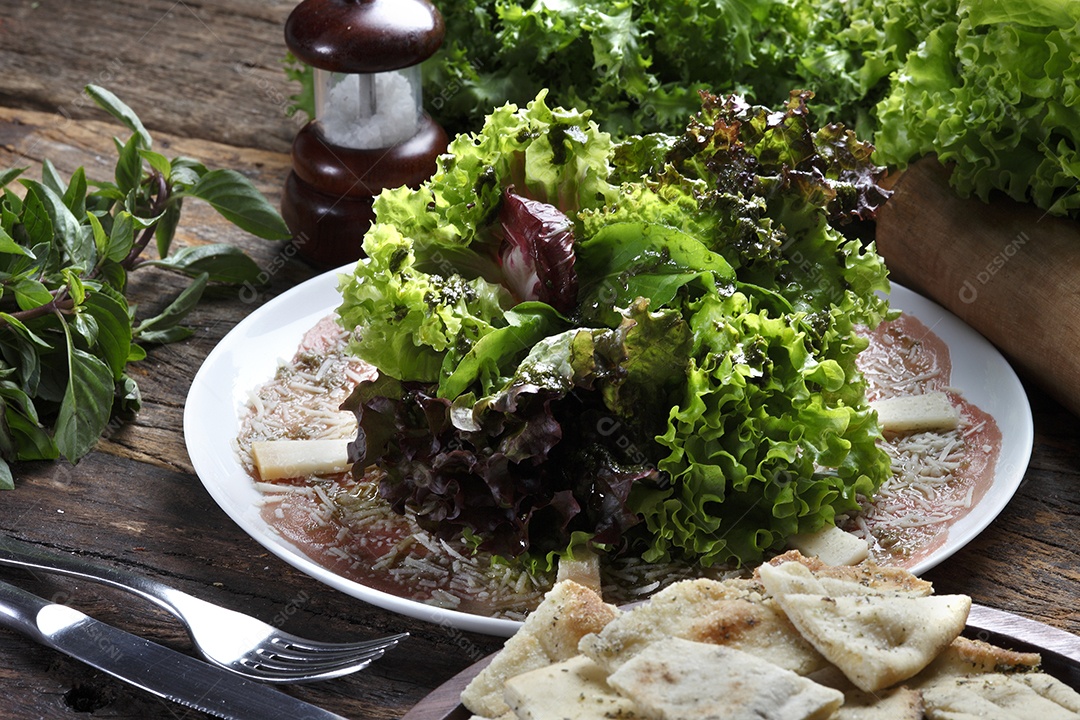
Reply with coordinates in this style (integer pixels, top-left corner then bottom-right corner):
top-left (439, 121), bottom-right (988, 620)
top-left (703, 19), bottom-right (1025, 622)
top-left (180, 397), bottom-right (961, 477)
top-left (282, 0), bottom-right (449, 269)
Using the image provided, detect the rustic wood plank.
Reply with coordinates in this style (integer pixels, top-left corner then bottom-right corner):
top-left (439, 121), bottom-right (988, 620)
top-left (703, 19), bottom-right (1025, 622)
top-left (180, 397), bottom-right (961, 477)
top-left (0, 0), bottom-right (301, 153)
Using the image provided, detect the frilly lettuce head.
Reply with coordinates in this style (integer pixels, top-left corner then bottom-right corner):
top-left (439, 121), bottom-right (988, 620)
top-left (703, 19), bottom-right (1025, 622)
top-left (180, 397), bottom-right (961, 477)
top-left (337, 89), bottom-right (894, 569)
top-left (874, 0), bottom-right (1080, 215)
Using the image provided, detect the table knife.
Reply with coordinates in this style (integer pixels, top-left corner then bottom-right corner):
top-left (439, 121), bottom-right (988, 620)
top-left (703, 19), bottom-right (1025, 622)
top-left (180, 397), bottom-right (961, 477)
top-left (0, 579), bottom-right (349, 720)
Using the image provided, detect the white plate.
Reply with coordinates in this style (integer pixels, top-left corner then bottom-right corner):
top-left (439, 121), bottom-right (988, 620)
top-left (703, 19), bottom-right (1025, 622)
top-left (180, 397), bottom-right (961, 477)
top-left (184, 268), bottom-right (1033, 637)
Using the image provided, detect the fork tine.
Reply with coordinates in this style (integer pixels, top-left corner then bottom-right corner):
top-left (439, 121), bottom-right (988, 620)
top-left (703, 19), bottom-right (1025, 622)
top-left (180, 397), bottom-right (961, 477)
top-left (245, 632), bottom-right (407, 673)
top-left (268, 631), bottom-right (409, 655)
top-left (252, 645), bottom-right (392, 667)
top-left (237, 650), bottom-right (388, 681)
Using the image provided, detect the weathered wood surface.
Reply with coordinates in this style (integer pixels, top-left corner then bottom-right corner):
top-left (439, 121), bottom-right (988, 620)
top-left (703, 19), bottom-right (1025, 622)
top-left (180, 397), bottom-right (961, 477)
top-left (0, 1), bottom-right (1077, 717)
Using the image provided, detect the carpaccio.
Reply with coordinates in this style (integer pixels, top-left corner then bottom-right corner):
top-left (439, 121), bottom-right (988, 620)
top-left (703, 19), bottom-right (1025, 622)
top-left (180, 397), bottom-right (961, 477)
top-left (237, 311), bottom-right (1001, 618)
top-left (851, 313), bottom-right (1000, 565)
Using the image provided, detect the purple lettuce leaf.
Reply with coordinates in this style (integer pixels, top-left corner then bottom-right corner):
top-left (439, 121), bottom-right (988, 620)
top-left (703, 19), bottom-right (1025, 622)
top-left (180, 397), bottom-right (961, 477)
top-left (497, 188), bottom-right (579, 314)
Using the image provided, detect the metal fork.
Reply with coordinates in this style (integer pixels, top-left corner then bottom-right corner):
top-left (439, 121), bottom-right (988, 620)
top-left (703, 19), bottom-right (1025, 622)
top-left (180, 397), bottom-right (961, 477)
top-left (0, 536), bottom-right (407, 684)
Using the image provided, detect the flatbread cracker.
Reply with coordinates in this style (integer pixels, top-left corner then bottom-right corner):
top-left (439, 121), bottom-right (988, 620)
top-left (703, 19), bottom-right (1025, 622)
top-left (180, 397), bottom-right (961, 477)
top-left (461, 580), bottom-right (618, 718)
top-left (579, 577), bottom-right (826, 675)
top-left (504, 655), bottom-right (639, 720)
top-left (606, 637), bottom-right (843, 720)
top-left (771, 592), bottom-right (970, 691)
top-left (461, 632), bottom-right (552, 719)
top-left (835, 686), bottom-right (923, 719)
top-left (920, 671), bottom-right (1080, 720)
top-left (759, 551), bottom-right (934, 597)
top-left (917, 635), bottom-right (1042, 679)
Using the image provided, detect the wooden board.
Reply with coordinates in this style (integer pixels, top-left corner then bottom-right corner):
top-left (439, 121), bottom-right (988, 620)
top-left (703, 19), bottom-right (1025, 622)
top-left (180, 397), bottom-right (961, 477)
top-left (875, 158), bottom-right (1080, 417)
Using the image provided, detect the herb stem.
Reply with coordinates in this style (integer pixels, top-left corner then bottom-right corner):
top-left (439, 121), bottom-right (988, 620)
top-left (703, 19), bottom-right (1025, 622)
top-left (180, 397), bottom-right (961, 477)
top-left (122, 170), bottom-right (170, 270)
top-left (0, 288), bottom-right (75, 325)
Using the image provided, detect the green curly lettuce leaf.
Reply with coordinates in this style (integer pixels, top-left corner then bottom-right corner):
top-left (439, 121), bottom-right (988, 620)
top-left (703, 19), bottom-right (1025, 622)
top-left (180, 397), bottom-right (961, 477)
top-left (874, 0), bottom-right (1080, 214)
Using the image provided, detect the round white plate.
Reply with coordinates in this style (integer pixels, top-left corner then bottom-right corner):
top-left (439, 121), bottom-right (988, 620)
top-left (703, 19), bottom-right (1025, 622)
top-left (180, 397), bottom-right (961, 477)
top-left (184, 268), bottom-right (1033, 637)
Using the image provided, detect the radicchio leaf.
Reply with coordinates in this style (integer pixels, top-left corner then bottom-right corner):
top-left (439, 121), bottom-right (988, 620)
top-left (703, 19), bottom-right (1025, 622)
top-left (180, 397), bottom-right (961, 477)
top-left (498, 188), bottom-right (578, 314)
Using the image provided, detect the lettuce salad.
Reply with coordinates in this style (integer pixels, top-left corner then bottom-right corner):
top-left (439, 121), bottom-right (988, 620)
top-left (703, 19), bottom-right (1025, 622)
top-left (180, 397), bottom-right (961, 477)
top-left (337, 90), bottom-right (893, 569)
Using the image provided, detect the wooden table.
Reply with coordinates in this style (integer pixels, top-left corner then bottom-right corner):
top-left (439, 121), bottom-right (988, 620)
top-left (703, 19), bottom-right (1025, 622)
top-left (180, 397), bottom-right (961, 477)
top-left (0, 1), bottom-right (1076, 718)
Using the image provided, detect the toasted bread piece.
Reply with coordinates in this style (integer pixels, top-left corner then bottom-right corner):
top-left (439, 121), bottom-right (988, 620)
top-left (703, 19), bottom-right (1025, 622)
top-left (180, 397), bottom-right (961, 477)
top-left (920, 671), bottom-right (1080, 719)
top-left (461, 580), bottom-right (618, 718)
top-left (771, 592), bottom-right (970, 692)
top-left (504, 655), bottom-right (639, 720)
top-left (579, 577), bottom-right (827, 675)
top-left (917, 636), bottom-right (1042, 680)
top-left (606, 637), bottom-right (843, 720)
top-left (760, 550), bottom-right (934, 597)
top-left (461, 632), bottom-right (552, 719)
top-left (836, 686), bottom-right (923, 719)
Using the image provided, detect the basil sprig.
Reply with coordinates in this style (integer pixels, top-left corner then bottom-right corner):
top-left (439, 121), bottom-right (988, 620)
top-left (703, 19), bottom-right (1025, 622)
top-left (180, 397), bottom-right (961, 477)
top-left (0, 85), bottom-right (291, 487)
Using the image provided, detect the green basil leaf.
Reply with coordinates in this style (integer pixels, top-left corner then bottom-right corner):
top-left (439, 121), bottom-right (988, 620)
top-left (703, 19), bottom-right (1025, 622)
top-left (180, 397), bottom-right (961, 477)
top-left (0, 332), bottom-right (43, 396)
top-left (186, 169), bottom-right (291, 240)
top-left (95, 262), bottom-right (128, 293)
top-left (1, 379), bottom-right (41, 421)
top-left (0, 458), bottom-right (13, 490)
top-left (155, 200), bottom-right (182, 258)
top-left (3, 186), bottom-right (24, 214)
top-left (0, 396), bottom-right (17, 458)
top-left (0, 226), bottom-right (32, 257)
top-left (135, 326), bottom-right (194, 344)
top-left (83, 290), bottom-right (133, 380)
top-left (72, 312), bottom-right (100, 347)
top-left (139, 150), bottom-right (171, 178)
top-left (133, 273), bottom-right (207, 339)
top-left (22, 180), bottom-right (92, 269)
top-left (116, 374), bottom-right (142, 414)
top-left (86, 211), bottom-right (109, 258)
top-left (62, 166), bottom-right (88, 218)
top-left (169, 165), bottom-right (200, 189)
top-left (115, 133), bottom-right (143, 196)
top-left (85, 85), bottom-right (152, 149)
top-left (62, 267), bottom-right (87, 306)
top-left (18, 186), bottom-right (55, 249)
top-left (41, 159), bottom-right (67, 197)
top-left (0, 167), bottom-right (26, 190)
top-left (54, 343), bottom-right (115, 462)
top-left (142, 243), bottom-right (263, 284)
top-left (171, 156), bottom-right (208, 178)
top-left (90, 184), bottom-right (127, 203)
top-left (127, 343), bottom-right (146, 363)
top-left (107, 210), bottom-right (135, 262)
top-left (0, 312), bottom-right (52, 348)
top-left (6, 409), bottom-right (59, 462)
top-left (11, 278), bottom-right (54, 310)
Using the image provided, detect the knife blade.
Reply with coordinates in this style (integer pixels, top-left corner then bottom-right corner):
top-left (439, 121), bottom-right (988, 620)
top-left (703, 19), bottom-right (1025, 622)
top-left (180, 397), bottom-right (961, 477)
top-left (0, 579), bottom-right (349, 720)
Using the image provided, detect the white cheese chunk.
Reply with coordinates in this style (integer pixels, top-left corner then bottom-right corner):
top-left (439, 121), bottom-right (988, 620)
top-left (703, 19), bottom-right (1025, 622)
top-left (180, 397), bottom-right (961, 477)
top-left (870, 391), bottom-right (960, 433)
top-left (251, 439), bottom-right (352, 480)
top-left (788, 525), bottom-right (870, 566)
